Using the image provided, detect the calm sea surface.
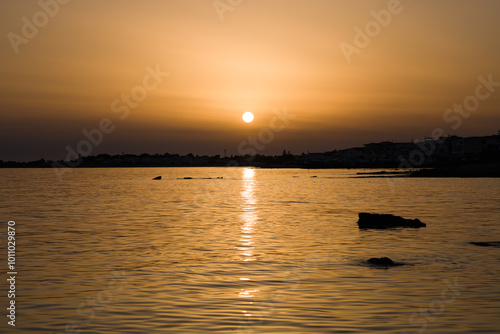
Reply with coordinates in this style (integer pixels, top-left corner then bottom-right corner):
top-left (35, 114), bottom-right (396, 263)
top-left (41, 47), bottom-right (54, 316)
top-left (0, 167), bottom-right (499, 333)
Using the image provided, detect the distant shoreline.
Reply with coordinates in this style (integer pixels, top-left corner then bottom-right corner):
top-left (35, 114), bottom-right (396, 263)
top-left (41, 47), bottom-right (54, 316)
top-left (1, 133), bottom-right (499, 175)
top-left (1, 162), bottom-right (499, 178)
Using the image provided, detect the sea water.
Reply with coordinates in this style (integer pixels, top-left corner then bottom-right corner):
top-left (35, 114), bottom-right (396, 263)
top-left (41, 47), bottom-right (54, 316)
top-left (0, 167), bottom-right (499, 333)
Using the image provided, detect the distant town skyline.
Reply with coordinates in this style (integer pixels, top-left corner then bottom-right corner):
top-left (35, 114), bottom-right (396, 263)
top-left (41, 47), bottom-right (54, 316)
top-left (1, 0), bottom-right (500, 161)
top-left (3, 131), bottom-right (498, 165)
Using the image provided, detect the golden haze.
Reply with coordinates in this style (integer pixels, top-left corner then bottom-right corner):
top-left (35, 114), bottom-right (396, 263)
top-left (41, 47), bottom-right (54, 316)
top-left (0, 0), bottom-right (499, 160)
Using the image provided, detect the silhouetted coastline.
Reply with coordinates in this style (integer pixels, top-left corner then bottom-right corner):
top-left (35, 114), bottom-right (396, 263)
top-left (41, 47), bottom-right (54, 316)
top-left (1, 133), bottom-right (499, 177)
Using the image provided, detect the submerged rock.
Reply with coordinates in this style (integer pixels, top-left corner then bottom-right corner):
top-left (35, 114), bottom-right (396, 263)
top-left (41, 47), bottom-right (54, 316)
top-left (367, 257), bottom-right (404, 267)
top-left (178, 176), bottom-right (223, 180)
top-left (469, 241), bottom-right (500, 248)
top-left (357, 212), bottom-right (426, 229)
top-left (152, 176), bottom-right (162, 180)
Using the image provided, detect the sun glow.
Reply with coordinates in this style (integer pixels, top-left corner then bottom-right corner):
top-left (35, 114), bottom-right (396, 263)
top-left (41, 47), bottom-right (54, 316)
top-left (242, 112), bottom-right (254, 123)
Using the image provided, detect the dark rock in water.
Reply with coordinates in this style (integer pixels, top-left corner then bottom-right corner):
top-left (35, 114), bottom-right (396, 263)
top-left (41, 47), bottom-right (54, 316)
top-left (368, 257), bottom-right (395, 266)
top-left (152, 176), bottom-right (162, 180)
top-left (367, 257), bottom-right (404, 267)
top-left (357, 171), bottom-right (388, 175)
top-left (470, 241), bottom-right (500, 248)
top-left (357, 212), bottom-right (426, 229)
top-left (184, 177), bottom-right (193, 179)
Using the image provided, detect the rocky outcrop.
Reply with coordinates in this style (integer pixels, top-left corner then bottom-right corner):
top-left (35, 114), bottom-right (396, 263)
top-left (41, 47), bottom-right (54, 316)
top-left (357, 213), bottom-right (426, 229)
top-left (179, 177), bottom-right (223, 180)
top-left (367, 257), bottom-right (405, 267)
top-left (469, 241), bottom-right (500, 248)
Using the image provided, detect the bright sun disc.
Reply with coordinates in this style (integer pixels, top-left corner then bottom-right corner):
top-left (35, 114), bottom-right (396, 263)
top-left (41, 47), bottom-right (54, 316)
top-left (243, 112), bottom-right (254, 123)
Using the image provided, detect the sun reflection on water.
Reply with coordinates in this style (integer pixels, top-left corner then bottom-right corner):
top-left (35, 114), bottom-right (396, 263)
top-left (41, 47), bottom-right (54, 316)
top-left (239, 168), bottom-right (257, 262)
top-left (238, 168), bottom-right (261, 330)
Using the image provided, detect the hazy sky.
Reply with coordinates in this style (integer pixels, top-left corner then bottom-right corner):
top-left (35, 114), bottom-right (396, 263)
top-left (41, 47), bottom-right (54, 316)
top-left (1, 0), bottom-right (499, 161)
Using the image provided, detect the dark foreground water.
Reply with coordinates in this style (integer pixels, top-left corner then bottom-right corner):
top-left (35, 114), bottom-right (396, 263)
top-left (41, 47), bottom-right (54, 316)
top-left (0, 167), bottom-right (499, 333)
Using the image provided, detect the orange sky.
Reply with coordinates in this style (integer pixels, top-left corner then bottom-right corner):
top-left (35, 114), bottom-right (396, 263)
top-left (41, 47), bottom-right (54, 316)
top-left (1, 0), bottom-right (499, 161)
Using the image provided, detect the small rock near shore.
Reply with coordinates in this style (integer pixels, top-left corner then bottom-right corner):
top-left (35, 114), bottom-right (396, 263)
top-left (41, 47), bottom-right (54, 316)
top-left (357, 212), bottom-right (426, 229)
top-left (469, 241), bottom-right (500, 248)
top-left (367, 257), bottom-right (404, 267)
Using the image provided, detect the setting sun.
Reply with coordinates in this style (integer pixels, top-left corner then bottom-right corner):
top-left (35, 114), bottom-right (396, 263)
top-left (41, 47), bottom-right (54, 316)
top-left (242, 112), bottom-right (254, 123)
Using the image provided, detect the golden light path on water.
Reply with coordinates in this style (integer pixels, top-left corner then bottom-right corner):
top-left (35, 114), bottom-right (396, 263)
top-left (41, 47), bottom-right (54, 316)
top-left (240, 168), bottom-right (257, 263)
top-left (239, 168), bottom-right (259, 323)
